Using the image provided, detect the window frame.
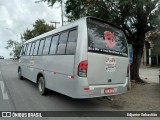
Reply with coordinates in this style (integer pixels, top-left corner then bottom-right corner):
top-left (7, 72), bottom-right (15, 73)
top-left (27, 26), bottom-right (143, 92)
top-left (65, 28), bottom-right (78, 55)
top-left (49, 34), bottom-right (60, 55)
top-left (37, 39), bottom-right (45, 56)
top-left (24, 44), bottom-right (29, 56)
top-left (56, 31), bottom-right (69, 55)
top-left (26, 43), bottom-right (32, 56)
top-left (43, 36), bottom-right (52, 55)
top-left (21, 26), bottom-right (78, 56)
top-left (33, 40), bottom-right (40, 56)
top-left (87, 18), bottom-right (128, 57)
top-left (30, 42), bottom-right (36, 56)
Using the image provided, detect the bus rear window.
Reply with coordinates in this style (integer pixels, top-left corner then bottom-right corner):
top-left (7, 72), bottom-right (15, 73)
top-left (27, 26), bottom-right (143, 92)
top-left (87, 19), bottom-right (128, 57)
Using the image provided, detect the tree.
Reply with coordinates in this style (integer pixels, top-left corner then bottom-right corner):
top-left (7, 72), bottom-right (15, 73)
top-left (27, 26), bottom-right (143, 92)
top-left (23, 19), bottom-right (54, 40)
top-left (5, 40), bottom-right (21, 57)
top-left (65, 0), bottom-right (160, 83)
top-left (148, 31), bottom-right (160, 55)
top-left (41, 0), bottom-right (61, 6)
top-left (23, 29), bottom-right (34, 41)
top-left (148, 25), bottom-right (160, 55)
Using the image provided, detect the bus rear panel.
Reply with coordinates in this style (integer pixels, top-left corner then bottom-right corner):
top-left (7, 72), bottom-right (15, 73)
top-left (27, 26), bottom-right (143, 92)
top-left (75, 17), bottom-right (129, 98)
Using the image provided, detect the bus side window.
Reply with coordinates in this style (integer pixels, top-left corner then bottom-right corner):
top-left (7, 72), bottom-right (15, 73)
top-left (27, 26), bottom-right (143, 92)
top-left (38, 39), bottom-right (45, 55)
top-left (43, 36), bottom-right (52, 55)
top-left (22, 45), bottom-right (26, 56)
top-left (24, 44), bottom-right (28, 55)
top-left (66, 29), bottom-right (77, 54)
top-left (33, 40), bottom-right (40, 55)
top-left (28, 42), bottom-right (33, 55)
top-left (57, 31), bottom-right (69, 54)
top-left (30, 42), bottom-right (35, 55)
top-left (49, 35), bottom-right (59, 54)
top-left (26, 43), bottom-right (32, 55)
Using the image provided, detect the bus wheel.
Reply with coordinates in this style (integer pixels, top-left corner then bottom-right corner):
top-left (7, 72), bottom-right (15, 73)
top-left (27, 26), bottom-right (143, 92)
top-left (38, 77), bottom-right (48, 95)
top-left (18, 68), bottom-right (23, 80)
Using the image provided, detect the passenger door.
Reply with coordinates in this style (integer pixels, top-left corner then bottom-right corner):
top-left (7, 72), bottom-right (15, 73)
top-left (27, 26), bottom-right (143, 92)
top-left (28, 42), bottom-right (35, 81)
top-left (30, 40), bottom-right (40, 82)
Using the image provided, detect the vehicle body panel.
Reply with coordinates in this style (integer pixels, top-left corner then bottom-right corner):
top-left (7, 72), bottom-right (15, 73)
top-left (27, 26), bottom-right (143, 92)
top-left (18, 17), bottom-right (130, 98)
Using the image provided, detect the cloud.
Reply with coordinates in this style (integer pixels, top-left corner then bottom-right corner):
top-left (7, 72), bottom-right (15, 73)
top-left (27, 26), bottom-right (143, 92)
top-left (0, 0), bottom-right (62, 58)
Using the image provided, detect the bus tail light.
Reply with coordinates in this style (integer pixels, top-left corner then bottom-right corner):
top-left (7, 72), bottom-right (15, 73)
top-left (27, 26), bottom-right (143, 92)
top-left (84, 87), bottom-right (90, 90)
top-left (78, 60), bottom-right (88, 77)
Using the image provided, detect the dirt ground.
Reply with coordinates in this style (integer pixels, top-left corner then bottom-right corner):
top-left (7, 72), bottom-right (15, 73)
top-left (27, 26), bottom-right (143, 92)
top-left (107, 66), bottom-right (160, 111)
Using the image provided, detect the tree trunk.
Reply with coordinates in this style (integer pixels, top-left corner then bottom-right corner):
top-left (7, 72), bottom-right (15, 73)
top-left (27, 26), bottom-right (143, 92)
top-left (131, 32), bottom-right (146, 83)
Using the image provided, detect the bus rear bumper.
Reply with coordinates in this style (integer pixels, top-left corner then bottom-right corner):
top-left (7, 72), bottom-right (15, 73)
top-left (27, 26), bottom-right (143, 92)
top-left (78, 85), bottom-right (127, 98)
top-left (77, 78), bottom-right (129, 98)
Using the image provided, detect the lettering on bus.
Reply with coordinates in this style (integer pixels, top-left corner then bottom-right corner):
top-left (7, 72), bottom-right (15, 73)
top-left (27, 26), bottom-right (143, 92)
top-left (88, 47), bottom-right (128, 56)
top-left (105, 57), bottom-right (116, 73)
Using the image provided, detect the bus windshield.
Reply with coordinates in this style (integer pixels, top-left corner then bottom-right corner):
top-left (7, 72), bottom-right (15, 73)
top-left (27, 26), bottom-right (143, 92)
top-left (87, 18), bottom-right (128, 57)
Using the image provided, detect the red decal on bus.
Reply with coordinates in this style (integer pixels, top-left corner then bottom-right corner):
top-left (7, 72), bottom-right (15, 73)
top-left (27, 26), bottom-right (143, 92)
top-left (104, 31), bottom-right (115, 48)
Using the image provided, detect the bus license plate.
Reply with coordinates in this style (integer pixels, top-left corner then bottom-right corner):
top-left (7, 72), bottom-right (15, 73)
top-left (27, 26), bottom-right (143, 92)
top-left (104, 88), bottom-right (115, 94)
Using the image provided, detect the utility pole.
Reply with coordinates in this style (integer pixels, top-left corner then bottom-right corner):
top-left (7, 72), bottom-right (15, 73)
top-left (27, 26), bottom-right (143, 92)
top-left (34, 0), bottom-right (64, 26)
top-left (50, 21), bottom-right (60, 28)
top-left (35, 0), bottom-right (64, 26)
top-left (61, 0), bottom-right (64, 26)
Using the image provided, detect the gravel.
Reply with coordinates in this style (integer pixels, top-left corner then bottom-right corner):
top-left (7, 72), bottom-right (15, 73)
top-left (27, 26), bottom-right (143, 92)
top-left (108, 67), bottom-right (160, 111)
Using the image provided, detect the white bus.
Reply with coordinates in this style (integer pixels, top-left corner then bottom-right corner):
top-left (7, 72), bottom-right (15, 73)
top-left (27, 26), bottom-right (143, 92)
top-left (18, 17), bottom-right (130, 98)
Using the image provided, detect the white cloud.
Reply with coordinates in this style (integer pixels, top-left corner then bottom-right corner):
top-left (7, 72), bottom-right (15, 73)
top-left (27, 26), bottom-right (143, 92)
top-left (0, 0), bottom-right (63, 58)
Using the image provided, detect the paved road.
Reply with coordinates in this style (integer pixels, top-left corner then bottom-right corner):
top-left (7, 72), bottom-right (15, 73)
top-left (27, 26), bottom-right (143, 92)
top-left (0, 59), bottom-right (158, 120)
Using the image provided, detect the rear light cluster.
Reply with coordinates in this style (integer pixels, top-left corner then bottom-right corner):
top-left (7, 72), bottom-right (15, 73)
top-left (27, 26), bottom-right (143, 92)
top-left (78, 60), bottom-right (88, 77)
top-left (127, 64), bottom-right (130, 90)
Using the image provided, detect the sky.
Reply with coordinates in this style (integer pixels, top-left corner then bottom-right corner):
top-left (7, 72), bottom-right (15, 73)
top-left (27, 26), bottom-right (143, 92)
top-left (0, 0), bottom-right (64, 58)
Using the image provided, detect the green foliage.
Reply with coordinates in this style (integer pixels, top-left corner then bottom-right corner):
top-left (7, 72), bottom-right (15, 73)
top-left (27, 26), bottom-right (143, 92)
top-left (23, 29), bottom-right (34, 41)
top-left (14, 45), bottom-right (22, 57)
top-left (23, 19), bottom-right (54, 40)
top-left (149, 32), bottom-right (160, 55)
top-left (6, 19), bottom-right (54, 57)
top-left (5, 40), bottom-right (21, 57)
top-left (65, 0), bottom-right (160, 43)
top-left (41, 0), bottom-right (62, 6)
top-left (66, 0), bottom-right (109, 21)
top-left (147, 23), bottom-right (160, 55)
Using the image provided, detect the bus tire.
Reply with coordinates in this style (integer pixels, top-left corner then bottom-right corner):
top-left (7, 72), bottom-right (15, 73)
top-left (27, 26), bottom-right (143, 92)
top-left (38, 76), bottom-right (48, 95)
top-left (18, 68), bottom-right (23, 80)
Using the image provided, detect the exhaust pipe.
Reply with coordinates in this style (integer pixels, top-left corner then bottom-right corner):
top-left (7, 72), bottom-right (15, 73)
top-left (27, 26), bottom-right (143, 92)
top-left (103, 96), bottom-right (113, 101)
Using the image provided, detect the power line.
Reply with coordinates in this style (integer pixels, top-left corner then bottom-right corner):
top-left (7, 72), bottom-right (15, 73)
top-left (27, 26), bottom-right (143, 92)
top-left (50, 21), bottom-right (60, 28)
top-left (35, 0), bottom-right (64, 26)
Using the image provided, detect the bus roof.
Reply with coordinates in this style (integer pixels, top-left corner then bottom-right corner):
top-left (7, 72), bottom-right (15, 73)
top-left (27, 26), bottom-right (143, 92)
top-left (24, 16), bottom-right (121, 44)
